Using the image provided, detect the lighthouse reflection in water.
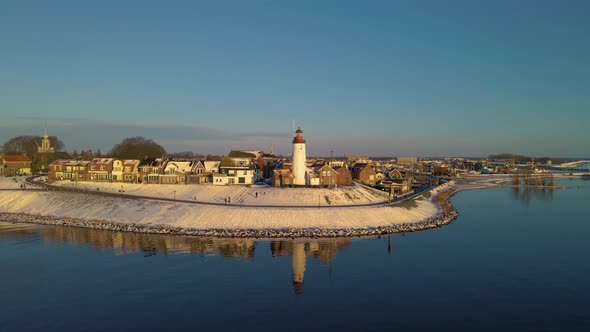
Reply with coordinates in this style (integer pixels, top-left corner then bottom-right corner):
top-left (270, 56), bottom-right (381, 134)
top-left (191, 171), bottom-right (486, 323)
top-left (0, 222), bottom-right (358, 295)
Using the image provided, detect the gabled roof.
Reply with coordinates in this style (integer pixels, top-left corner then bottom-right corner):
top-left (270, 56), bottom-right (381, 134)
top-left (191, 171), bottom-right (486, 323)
top-left (2, 155), bottom-right (32, 162)
top-left (204, 161), bottom-right (221, 172)
top-left (123, 159), bottom-right (140, 166)
top-left (314, 164), bottom-right (335, 173)
top-left (220, 157), bottom-right (254, 169)
top-left (165, 161), bottom-right (193, 173)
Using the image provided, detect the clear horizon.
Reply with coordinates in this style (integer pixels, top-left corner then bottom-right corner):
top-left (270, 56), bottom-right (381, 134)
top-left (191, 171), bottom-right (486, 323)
top-left (1, 1), bottom-right (589, 158)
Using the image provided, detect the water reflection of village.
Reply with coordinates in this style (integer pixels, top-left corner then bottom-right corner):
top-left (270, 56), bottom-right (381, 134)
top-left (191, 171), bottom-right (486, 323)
top-left (0, 223), bottom-right (355, 295)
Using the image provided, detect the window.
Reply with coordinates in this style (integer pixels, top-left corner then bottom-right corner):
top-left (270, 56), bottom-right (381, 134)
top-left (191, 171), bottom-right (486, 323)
top-left (100, 165), bottom-right (105, 171)
top-left (90, 165), bottom-right (96, 171)
top-left (238, 177), bottom-right (245, 184)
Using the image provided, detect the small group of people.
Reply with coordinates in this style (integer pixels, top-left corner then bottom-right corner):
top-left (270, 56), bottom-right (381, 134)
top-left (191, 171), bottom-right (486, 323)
top-left (19, 183), bottom-right (26, 190)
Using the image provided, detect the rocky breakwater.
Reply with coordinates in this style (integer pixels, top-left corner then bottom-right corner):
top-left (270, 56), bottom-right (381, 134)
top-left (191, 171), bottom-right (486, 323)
top-left (0, 184), bottom-right (459, 238)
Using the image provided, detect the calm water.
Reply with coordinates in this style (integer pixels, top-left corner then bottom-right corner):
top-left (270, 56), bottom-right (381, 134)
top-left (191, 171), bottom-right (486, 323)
top-left (1, 179), bottom-right (589, 331)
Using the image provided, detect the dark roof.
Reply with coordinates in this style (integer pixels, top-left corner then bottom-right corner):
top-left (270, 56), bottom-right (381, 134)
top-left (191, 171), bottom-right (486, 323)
top-left (228, 150), bottom-right (258, 159)
top-left (295, 127), bottom-right (303, 134)
top-left (138, 158), bottom-right (156, 167)
top-left (220, 157), bottom-right (255, 169)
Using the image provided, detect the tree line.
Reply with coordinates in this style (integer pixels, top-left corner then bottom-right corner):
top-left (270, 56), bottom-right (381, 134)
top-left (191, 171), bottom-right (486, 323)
top-left (1, 135), bottom-right (168, 161)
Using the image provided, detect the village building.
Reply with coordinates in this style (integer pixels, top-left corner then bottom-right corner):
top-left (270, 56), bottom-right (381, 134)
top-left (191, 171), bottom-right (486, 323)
top-left (215, 156), bottom-right (255, 185)
top-left (334, 165), bottom-right (353, 186)
top-left (328, 160), bottom-right (345, 168)
top-left (351, 163), bottom-right (377, 185)
top-left (122, 160), bottom-right (141, 183)
top-left (88, 158), bottom-right (114, 181)
top-left (228, 150), bottom-right (264, 160)
top-left (314, 164), bottom-right (338, 188)
top-left (380, 179), bottom-right (412, 195)
top-left (396, 156), bottom-right (418, 167)
top-left (272, 169), bottom-right (294, 187)
top-left (388, 169), bottom-right (403, 179)
top-left (1, 154), bottom-right (32, 176)
top-left (162, 161), bottom-right (194, 184)
top-left (35, 127), bottom-right (56, 173)
top-left (186, 161), bottom-right (207, 184)
top-left (111, 160), bottom-right (124, 182)
top-left (48, 159), bottom-right (90, 181)
top-left (138, 158), bottom-right (168, 184)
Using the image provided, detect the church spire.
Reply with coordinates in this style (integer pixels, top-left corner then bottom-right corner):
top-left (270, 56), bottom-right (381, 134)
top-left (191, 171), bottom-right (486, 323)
top-left (38, 125), bottom-right (54, 153)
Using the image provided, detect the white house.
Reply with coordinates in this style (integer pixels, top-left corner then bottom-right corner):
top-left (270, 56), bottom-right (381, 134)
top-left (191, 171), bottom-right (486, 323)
top-left (162, 161), bottom-right (194, 184)
top-left (216, 157), bottom-right (255, 185)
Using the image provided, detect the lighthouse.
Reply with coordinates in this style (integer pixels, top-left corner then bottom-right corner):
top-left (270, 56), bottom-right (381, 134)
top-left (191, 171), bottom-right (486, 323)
top-left (292, 127), bottom-right (307, 186)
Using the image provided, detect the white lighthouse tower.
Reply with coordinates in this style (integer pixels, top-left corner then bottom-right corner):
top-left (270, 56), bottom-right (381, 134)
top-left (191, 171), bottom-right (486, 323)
top-left (292, 127), bottom-right (307, 186)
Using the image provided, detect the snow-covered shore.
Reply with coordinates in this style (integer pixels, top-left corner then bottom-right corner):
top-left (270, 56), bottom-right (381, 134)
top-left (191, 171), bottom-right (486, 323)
top-left (0, 188), bottom-right (438, 229)
top-left (49, 180), bottom-right (389, 206)
top-left (0, 178), bottom-right (463, 237)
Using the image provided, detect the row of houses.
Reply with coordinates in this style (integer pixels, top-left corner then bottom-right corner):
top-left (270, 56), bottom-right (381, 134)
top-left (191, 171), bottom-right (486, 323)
top-left (46, 155), bottom-right (391, 189)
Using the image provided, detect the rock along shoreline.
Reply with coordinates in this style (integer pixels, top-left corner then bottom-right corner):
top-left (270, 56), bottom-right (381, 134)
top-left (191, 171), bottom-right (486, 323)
top-left (0, 188), bottom-right (459, 239)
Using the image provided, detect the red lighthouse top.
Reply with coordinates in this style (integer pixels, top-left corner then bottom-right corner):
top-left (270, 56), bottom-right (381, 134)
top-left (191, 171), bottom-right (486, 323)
top-left (293, 127), bottom-right (306, 144)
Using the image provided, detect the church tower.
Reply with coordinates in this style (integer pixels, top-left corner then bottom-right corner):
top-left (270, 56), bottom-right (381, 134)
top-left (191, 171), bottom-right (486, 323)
top-left (38, 127), bottom-right (54, 153)
top-left (36, 127), bottom-right (55, 173)
top-left (292, 127), bottom-right (307, 186)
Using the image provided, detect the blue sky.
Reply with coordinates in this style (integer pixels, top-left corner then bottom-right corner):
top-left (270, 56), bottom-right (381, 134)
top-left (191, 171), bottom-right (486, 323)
top-left (1, 0), bottom-right (589, 157)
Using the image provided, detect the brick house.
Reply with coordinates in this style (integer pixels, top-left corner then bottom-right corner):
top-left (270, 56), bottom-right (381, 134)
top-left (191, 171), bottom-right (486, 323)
top-left (186, 161), bottom-right (207, 184)
top-left (138, 158), bottom-right (168, 184)
top-left (63, 160), bottom-right (89, 181)
top-left (316, 164), bottom-right (337, 188)
top-left (121, 160), bottom-right (140, 183)
top-left (88, 158), bottom-right (114, 181)
top-left (334, 165), bottom-right (353, 186)
top-left (1, 154), bottom-right (32, 176)
top-left (351, 163), bottom-right (377, 185)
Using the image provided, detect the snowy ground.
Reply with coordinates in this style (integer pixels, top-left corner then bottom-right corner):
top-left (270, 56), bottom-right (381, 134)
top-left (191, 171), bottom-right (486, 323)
top-left (0, 176), bottom-right (513, 231)
top-left (0, 176), bottom-right (42, 190)
top-left (0, 190), bottom-right (438, 230)
top-left (50, 181), bottom-right (389, 206)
